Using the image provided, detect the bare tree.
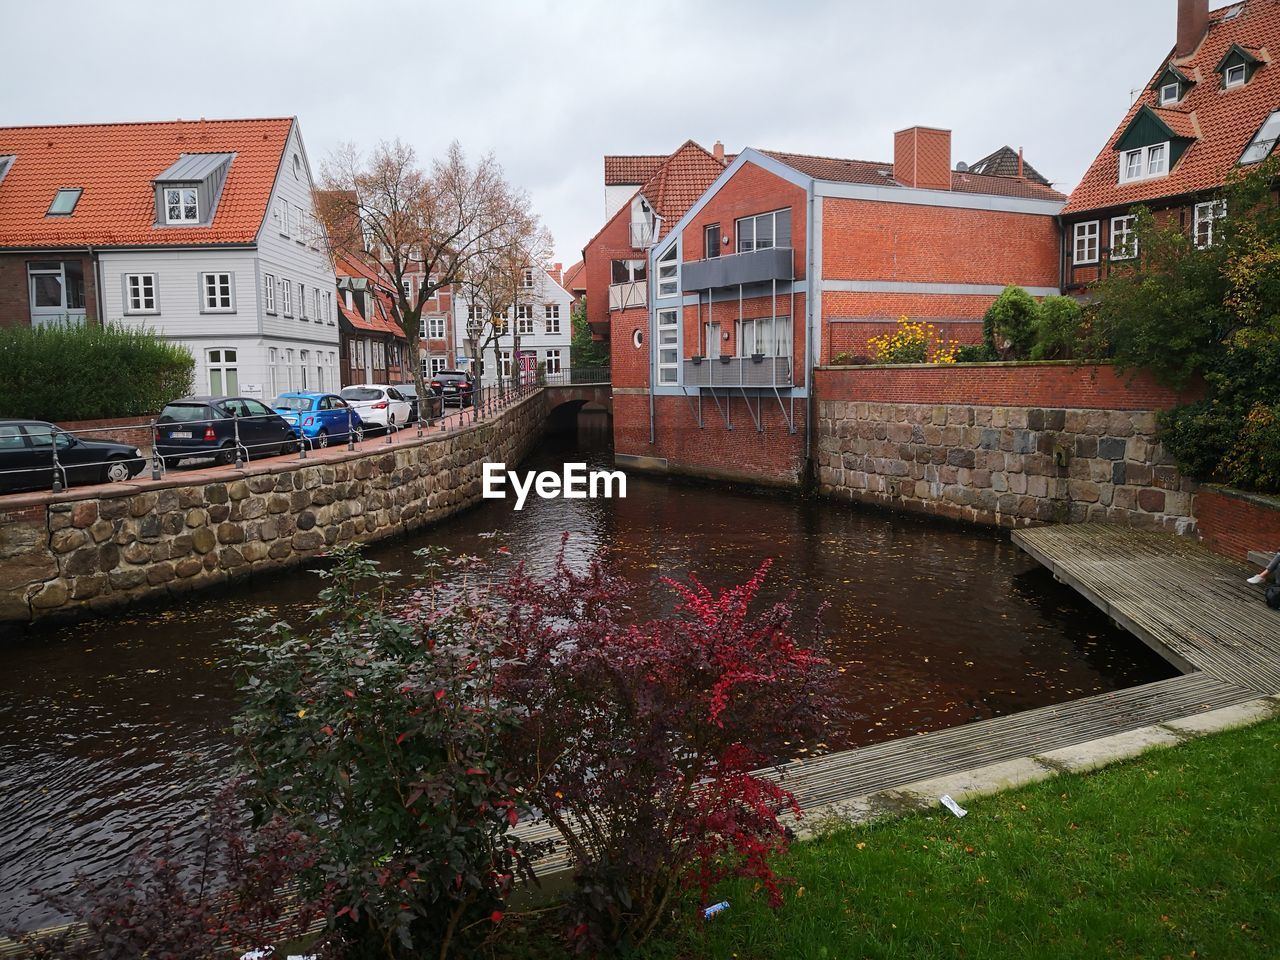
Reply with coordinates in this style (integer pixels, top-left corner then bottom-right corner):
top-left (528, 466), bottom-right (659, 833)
top-left (316, 139), bottom-right (546, 404)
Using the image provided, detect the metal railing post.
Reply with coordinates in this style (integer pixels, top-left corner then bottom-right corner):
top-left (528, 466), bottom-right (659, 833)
top-left (50, 431), bottom-right (64, 493)
top-left (149, 418), bottom-right (162, 480)
top-left (233, 415), bottom-right (245, 470)
top-left (347, 406), bottom-right (355, 451)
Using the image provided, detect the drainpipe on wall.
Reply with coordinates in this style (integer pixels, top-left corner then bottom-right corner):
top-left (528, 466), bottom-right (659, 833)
top-left (803, 181), bottom-right (815, 490)
top-left (88, 245), bottom-right (104, 326)
top-left (648, 213), bottom-right (662, 445)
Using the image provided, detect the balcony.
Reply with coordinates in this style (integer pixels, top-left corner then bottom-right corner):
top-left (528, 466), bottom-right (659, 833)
top-left (683, 355), bottom-right (793, 388)
top-left (681, 246), bottom-right (793, 290)
top-left (629, 221), bottom-right (654, 249)
top-left (608, 280), bottom-right (647, 312)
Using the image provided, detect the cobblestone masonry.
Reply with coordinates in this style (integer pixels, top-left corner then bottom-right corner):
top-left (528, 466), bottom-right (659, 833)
top-left (816, 398), bottom-right (1198, 532)
top-left (0, 393), bottom-right (546, 625)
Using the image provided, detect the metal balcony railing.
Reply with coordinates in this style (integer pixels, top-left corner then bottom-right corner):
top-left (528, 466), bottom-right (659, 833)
top-left (683, 355), bottom-right (793, 388)
top-left (681, 246), bottom-right (794, 290)
top-left (608, 280), bottom-right (647, 312)
top-left (629, 221), bottom-right (653, 248)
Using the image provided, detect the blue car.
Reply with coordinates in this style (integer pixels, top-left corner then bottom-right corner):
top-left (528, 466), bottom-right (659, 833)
top-left (272, 392), bottom-right (365, 448)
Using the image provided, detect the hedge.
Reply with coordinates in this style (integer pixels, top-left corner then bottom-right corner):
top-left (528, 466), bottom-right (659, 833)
top-left (0, 323), bottom-right (195, 421)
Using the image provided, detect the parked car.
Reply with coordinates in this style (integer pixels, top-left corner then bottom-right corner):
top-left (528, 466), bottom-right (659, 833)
top-left (430, 370), bottom-right (476, 408)
top-left (0, 419), bottom-right (146, 493)
top-left (272, 392), bottom-right (365, 448)
top-left (339, 385), bottom-right (412, 433)
top-left (393, 383), bottom-right (442, 424)
top-left (155, 396), bottom-right (299, 466)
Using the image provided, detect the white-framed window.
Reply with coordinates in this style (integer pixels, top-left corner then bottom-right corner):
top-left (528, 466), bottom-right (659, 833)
top-left (545, 348), bottom-right (562, 374)
top-left (207, 348), bottom-right (238, 395)
top-left (164, 186), bottom-right (198, 224)
top-left (500, 350), bottom-right (512, 377)
top-left (277, 200), bottom-right (289, 237)
top-left (1119, 142), bottom-right (1170, 183)
top-left (313, 288), bottom-right (321, 321)
top-left (285, 348), bottom-right (295, 389)
top-left (516, 304), bottom-right (534, 335)
top-left (299, 349), bottom-right (310, 390)
top-left (1240, 109), bottom-right (1280, 164)
top-left (1225, 63), bottom-right (1247, 88)
top-left (1193, 200), bottom-right (1226, 248)
top-left (326, 291), bottom-right (333, 324)
top-left (401, 276), bottom-right (414, 300)
top-left (657, 308), bottom-right (679, 384)
top-left (544, 303), bottom-right (561, 334)
top-left (521, 268), bottom-right (535, 288)
top-left (1073, 221), bottom-right (1100, 265)
top-left (467, 304), bottom-right (484, 323)
top-left (1110, 215), bottom-right (1138, 260)
top-left (281, 280), bottom-right (293, 317)
top-left (201, 272), bottom-right (234, 312)
top-left (430, 356), bottom-right (447, 375)
top-left (1159, 81), bottom-right (1181, 105)
top-left (125, 273), bottom-right (157, 313)
top-left (737, 315), bottom-right (791, 358)
top-left (427, 315), bottom-right (445, 339)
top-left (657, 246), bottom-right (678, 298)
top-left (263, 273), bottom-right (276, 314)
top-left (299, 282), bottom-right (308, 320)
top-left (735, 208), bottom-right (792, 253)
top-left (268, 347), bottom-right (278, 397)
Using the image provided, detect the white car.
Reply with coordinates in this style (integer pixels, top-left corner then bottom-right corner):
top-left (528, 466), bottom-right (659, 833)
top-left (339, 384), bottom-right (412, 434)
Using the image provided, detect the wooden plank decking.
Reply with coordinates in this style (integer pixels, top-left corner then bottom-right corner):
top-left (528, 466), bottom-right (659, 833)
top-left (1013, 523), bottom-right (1280, 692)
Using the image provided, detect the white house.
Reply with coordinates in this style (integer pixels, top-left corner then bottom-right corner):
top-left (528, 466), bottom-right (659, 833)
top-left (452, 264), bottom-right (573, 386)
top-left (0, 117), bottom-right (339, 399)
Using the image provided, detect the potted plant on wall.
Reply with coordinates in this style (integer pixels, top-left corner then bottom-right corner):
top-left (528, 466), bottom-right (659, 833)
top-left (691, 355), bottom-right (704, 365)
top-left (719, 353), bottom-right (732, 364)
top-left (751, 352), bottom-right (765, 363)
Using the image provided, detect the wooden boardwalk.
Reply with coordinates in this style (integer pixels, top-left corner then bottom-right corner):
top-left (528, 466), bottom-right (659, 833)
top-left (1013, 523), bottom-right (1280, 692)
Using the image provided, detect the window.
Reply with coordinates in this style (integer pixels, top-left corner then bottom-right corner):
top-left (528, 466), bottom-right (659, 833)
top-left (313, 288), bottom-right (321, 321)
top-left (500, 350), bottom-right (512, 377)
top-left (263, 273), bottom-right (276, 314)
top-left (1194, 200), bottom-right (1226, 248)
top-left (657, 308), bottom-right (679, 384)
top-left (268, 347), bottom-right (278, 397)
top-left (125, 273), bottom-right (157, 313)
top-left (1225, 63), bottom-right (1247, 88)
top-left (299, 350), bottom-right (310, 390)
top-left (737, 315), bottom-right (791, 358)
top-left (545, 349), bottom-right (562, 374)
top-left (544, 303), bottom-right (561, 334)
top-left (1073, 221), bottom-right (1100, 265)
top-left (735, 209), bottom-right (792, 253)
top-left (1110, 215), bottom-right (1138, 260)
top-left (201, 272), bottom-right (234, 312)
top-left (207, 349), bottom-right (238, 394)
top-left (1119, 142), bottom-right (1170, 183)
top-left (1241, 109), bottom-right (1280, 164)
top-left (705, 224), bottom-right (721, 258)
top-left (611, 259), bottom-right (647, 284)
top-left (281, 280), bottom-right (293, 317)
top-left (27, 260), bottom-right (85, 321)
top-left (429, 356), bottom-right (447, 375)
top-left (164, 187), bottom-right (198, 224)
top-left (656, 246), bottom-right (678, 297)
top-left (47, 188), bottom-right (82, 216)
top-left (521, 268), bottom-right (535, 288)
top-left (426, 315), bottom-right (445, 339)
top-left (277, 200), bottom-right (289, 237)
top-left (516, 304), bottom-right (534, 335)
top-left (326, 291), bottom-right (333, 324)
top-left (1159, 81), bottom-right (1181, 105)
top-left (299, 283), bottom-right (308, 320)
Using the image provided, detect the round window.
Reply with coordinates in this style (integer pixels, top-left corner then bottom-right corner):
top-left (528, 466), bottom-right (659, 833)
top-left (293, 154), bottom-right (301, 179)
top-left (632, 329), bottom-right (643, 349)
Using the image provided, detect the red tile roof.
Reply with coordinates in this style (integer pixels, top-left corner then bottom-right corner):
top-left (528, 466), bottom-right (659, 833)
top-left (562, 260), bottom-right (586, 292)
top-left (639, 140), bottom-right (732, 238)
top-left (604, 155), bottom-right (668, 186)
top-left (0, 117), bottom-right (294, 248)
top-left (763, 149), bottom-right (1066, 201)
top-left (1065, 0), bottom-right (1280, 215)
top-left (334, 252), bottom-right (405, 339)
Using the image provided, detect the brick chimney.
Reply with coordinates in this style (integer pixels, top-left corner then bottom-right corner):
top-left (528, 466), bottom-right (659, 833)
top-left (713, 140), bottom-right (725, 163)
top-left (894, 127), bottom-right (952, 191)
top-left (1176, 0), bottom-right (1209, 58)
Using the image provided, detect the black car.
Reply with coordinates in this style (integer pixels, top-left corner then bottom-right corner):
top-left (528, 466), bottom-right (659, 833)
top-left (394, 383), bottom-right (442, 423)
top-left (430, 370), bottom-right (476, 407)
top-left (0, 419), bottom-right (146, 493)
top-left (155, 396), bottom-right (299, 467)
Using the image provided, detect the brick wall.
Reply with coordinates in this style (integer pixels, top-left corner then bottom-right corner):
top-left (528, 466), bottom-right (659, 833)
top-left (1195, 487), bottom-right (1280, 562)
top-left (683, 162), bottom-right (807, 266)
top-left (58, 415), bottom-right (154, 450)
top-left (0, 252), bottom-right (99, 328)
top-left (816, 362), bottom-right (1195, 410)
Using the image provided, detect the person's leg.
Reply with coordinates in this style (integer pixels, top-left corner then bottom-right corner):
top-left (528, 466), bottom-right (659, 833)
top-left (1249, 552), bottom-right (1280, 584)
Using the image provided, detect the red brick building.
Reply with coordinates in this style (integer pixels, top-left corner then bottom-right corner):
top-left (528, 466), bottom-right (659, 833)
top-left (1062, 0), bottom-right (1280, 288)
top-left (585, 131), bottom-right (1065, 487)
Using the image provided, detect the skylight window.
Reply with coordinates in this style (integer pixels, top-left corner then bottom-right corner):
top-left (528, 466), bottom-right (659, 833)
top-left (1241, 110), bottom-right (1280, 164)
top-left (46, 188), bottom-right (82, 216)
top-left (0, 156), bottom-right (13, 186)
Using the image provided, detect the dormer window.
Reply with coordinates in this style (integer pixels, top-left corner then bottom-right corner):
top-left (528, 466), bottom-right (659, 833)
top-left (1120, 143), bottom-right (1169, 183)
top-left (1216, 43), bottom-right (1261, 89)
top-left (164, 186), bottom-right (198, 224)
top-left (47, 188), bottom-right (82, 216)
top-left (1151, 64), bottom-right (1192, 107)
top-left (1225, 63), bottom-right (1247, 87)
top-left (1159, 81), bottom-right (1182, 105)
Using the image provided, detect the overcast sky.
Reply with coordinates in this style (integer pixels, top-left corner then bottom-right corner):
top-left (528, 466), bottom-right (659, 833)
top-left (5, 0), bottom-right (1179, 264)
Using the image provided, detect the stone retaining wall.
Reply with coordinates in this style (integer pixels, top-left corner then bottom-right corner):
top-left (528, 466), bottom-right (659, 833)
top-left (0, 393), bottom-right (546, 625)
top-left (814, 365), bottom-right (1197, 532)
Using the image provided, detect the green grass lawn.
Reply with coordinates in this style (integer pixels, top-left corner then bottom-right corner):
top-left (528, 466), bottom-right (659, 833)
top-left (643, 716), bottom-right (1280, 960)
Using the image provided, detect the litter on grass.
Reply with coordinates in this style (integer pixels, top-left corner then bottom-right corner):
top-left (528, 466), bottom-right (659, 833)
top-left (703, 900), bottom-right (730, 919)
top-left (940, 794), bottom-right (968, 818)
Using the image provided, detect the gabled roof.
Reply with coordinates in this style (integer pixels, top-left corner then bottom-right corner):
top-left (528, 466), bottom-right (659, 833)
top-left (0, 117), bottom-right (294, 248)
top-left (637, 140), bottom-right (731, 238)
top-left (1065, 0), bottom-right (1280, 215)
top-left (562, 260), bottom-right (586, 292)
top-left (604, 155), bottom-right (667, 186)
top-left (966, 146), bottom-right (1052, 187)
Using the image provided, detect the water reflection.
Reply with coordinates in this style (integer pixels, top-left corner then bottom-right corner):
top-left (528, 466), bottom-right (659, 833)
top-left (0, 410), bottom-right (1175, 930)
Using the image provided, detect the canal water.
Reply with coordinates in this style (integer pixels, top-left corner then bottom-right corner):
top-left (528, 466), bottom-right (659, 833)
top-left (0, 412), bottom-right (1176, 931)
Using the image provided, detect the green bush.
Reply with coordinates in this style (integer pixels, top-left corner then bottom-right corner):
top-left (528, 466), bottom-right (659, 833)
top-left (0, 323), bottom-right (194, 421)
top-left (982, 286), bottom-right (1039, 359)
top-left (954, 343), bottom-right (996, 363)
top-left (1030, 296), bottom-right (1087, 360)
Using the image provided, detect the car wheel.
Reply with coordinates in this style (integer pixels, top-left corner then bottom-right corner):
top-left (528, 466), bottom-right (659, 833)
top-left (388, 415), bottom-right (397, 433)
top-left (353, 424), bottom-right (365, 443)
top-left (103, 458), bottom-right (131, 484)
top-left (216, 441), bottom-right (237, 466)
top-left (316, 429), bottom-right (329, 449)
top-left (163, 455), bottom-right (183, 470)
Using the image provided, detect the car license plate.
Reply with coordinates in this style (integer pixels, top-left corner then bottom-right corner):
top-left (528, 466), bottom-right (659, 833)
top-left (170, 431), bottom-right (192, 439)
top-left (445, 387), bottom-right (457, 393)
